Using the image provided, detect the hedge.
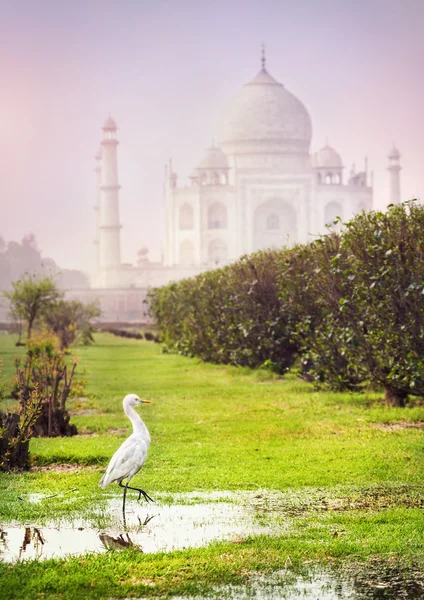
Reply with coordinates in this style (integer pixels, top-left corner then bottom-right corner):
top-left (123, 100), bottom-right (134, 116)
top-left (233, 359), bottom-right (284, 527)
top-left (149, 202), bottom-right (424, 406)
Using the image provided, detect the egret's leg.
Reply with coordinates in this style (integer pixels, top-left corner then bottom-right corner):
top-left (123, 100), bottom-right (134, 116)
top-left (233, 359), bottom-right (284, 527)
top-left (119, 480), bottom-right (154, 503)
top-left (122, 481), bottom-right (129, 521)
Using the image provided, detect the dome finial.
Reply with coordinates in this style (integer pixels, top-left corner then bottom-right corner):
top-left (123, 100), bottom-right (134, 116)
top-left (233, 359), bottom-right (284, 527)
top-left (261, 43), bottom-right (266, 70)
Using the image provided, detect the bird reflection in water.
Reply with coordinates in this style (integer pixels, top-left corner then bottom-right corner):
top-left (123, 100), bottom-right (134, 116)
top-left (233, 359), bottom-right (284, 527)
top-left (99, 532), bottom-right (141, 551)
top-left (100, 514), bottom-right (155, 551)
top-left (21, 527), bottom-right (45, 558)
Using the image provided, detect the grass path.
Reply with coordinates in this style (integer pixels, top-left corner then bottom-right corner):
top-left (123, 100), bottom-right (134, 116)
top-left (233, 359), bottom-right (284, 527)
top-left (0, 333), bottom-right (423, 598)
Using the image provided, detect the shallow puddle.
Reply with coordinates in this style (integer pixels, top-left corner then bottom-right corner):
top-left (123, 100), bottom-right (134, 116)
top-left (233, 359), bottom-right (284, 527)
top-left (171, 564), bottom-right (424, 599)
top-left (0, 498), bottom-right (277, 562)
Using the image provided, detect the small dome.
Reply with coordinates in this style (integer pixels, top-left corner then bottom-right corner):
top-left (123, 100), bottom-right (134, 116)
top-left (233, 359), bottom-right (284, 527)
top-left (197, 146), bottom-right (229, 170)
top-left (217, 67), bottom-right (312, 154)
top-left (103, 115), bottom-right (117, 130)
top-left (313, 145), bottom-right (343, 168)
top-left (388, 145), bottom-right (400, 159)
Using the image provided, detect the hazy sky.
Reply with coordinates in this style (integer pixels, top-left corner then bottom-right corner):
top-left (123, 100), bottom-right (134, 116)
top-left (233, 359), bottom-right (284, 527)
top-left (1, 0), bottom-right (423, 272)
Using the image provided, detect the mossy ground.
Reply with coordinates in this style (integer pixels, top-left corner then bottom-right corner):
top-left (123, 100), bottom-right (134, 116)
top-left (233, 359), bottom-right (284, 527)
top-left (0, 333), bottom-right (423, 599)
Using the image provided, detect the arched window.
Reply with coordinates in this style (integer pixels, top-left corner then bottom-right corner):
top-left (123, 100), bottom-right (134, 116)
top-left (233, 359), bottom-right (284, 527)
top-left (254, 199), bottom-right (297, 251)
top-left (211, 172), bottom-right (219, 185)
top-left (267, 213), bottom-right (279, 230)
top-left (325, 173), bottom-right (332, 184)
top-left (200, 172), bottom-right (208, 186)
top-left (208, 203), bottom-right (227, 229)
top-left (221, 173), bottom-right (228, 185)
top-left (208, 239), bottom-right (227, 264)
top-left (324, 201), bottom-right (343, 226)
top-left (179, 204), bottom-right (194, 230)
top-left (332, 173), bottom-right (341, 185)
top-left (180, 240), bottom-right (194, 266)
top-left (317, 172), bottom-right (322, 184)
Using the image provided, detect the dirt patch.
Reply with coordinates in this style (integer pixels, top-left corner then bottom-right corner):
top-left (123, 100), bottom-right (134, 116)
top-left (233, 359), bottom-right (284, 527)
top-left (74, 429), bottom-right (98, 437)
top-left (107, 428), bottom-right (128, 435)
top-left (32, 464), bottom-right (103, 473)
top-left (68, 398), bottom-right (97, 416)
top-left (373, 421), bottom-right (424, 431)
top-left (67, 427), bottom-right (128, 437)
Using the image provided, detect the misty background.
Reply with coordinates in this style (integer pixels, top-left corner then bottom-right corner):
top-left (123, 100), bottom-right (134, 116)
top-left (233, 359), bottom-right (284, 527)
top-left (1, 0), bottom-right (423, 274)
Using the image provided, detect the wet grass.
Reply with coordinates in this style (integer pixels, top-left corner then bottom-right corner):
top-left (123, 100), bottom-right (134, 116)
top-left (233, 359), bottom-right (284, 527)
top-left (1, 332), bottom-right (424, 598)
top-left (0, 511), bottom-right (423, 599)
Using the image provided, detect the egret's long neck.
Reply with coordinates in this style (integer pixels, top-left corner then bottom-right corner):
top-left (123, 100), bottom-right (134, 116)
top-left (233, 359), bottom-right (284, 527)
top-left (125, 405), bottom-right (150, 440)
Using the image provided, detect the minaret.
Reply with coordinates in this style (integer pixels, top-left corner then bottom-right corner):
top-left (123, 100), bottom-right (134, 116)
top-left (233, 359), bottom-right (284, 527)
top-left (94, 147), bottom-right (102, 269)
top-left (99, 116), bottom-right (121, 269)
top-left (388, 145), bottom-right (401, 205)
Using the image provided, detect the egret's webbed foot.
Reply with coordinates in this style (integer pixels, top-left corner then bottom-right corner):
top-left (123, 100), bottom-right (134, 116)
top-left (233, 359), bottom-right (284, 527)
top-left (119, 480), bottom-right (155, 503)
top-left (137, 489), bottom-right (155, 503)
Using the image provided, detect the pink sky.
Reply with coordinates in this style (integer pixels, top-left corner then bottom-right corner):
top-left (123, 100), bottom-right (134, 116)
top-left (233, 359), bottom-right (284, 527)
top-left (1, 0), bottom-right (423, 272)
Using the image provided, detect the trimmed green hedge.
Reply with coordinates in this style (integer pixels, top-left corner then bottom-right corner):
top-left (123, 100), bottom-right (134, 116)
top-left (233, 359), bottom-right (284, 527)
top-left (149, 202), bottom-right (424, 405)
top-left (149, 251), bottom-right (297, 374)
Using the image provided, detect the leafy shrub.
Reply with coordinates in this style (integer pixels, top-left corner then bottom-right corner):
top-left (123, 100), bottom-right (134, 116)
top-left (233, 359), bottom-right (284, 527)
top-left (43, 299), bottom-right (101, 349)
top-left (336, 202), bottom-right (424, 405)
top-left (150, 201), bottom-right (424, 406)
top-left (11, 332), bottom-right (79, 436)
top-left (278, 234), bottom-right (367, 390)
top-left (150, 250), bottom-right (298, 373)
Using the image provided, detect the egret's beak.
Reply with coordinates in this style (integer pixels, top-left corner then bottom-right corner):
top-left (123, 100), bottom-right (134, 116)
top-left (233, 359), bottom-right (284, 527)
top-left (142, 399), bottom-right (152, 404)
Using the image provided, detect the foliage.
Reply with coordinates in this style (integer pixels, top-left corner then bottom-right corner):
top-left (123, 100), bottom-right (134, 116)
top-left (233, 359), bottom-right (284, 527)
top-left (0, 357), bottom-right (44, 471)
top-left (0, 233), bottom-right (89, 291)
top-left (149, 251), bottom-right (298, 373)
top-left (285, 202), bottom-right (424, 404)
top-left (3, 273), bottom-right (61, 340)
top-left (150, 202), bottom-right (424, 406)
top-left (0, 385), bottom-right (43, 472)
top-left (43, 299), bottom-right (101, 349)
top-left (336, 202), bottom-right (424, 405)
top-left (11, 332), bottom-right (79, 436)
top-left (278, 233), bottom-right (367, 391)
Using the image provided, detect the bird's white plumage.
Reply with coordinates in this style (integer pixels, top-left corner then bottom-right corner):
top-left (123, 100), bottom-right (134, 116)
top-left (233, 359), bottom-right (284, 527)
top-left (99, 394), bottom-right (151, 489)
top-left (100, 434), bottom-right (149, 487)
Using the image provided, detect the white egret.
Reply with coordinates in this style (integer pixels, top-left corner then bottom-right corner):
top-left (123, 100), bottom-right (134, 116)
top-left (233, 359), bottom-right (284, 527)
top-left (99, 394), bottom-right (153, 518)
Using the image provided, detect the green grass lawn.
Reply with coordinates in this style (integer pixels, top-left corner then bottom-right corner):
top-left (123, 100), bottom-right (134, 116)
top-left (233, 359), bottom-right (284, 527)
top-left (0, 332), bottom-right (423, 599)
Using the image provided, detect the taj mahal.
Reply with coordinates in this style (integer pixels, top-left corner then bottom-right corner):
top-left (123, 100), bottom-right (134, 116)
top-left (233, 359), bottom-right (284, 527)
top-left (79, 53), bottom-right (402, 321)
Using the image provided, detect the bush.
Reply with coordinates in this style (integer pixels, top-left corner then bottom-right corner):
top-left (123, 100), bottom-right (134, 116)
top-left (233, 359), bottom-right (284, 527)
top-left (11, 332), bottom-right (79, 436)
top-left (337, 202), bottom-right (424, 405)
top-left (149, 201), bottom-right (424, 406)
top-left (43, 299), bottom-right (101, 349)
top-left (278, 234), bottom-right (367, 390)
top-left (279, 202), bottom-right (424, 404)
top-left (149, 250), bottom-right (298, 373)
top-left (0, 361), bottom-right (44, 471)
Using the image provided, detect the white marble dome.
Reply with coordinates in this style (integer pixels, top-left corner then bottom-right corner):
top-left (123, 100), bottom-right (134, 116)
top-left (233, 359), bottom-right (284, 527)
top-left (313, 145), bottom-right (343, 168)
top-left (217, 67), bottom-right (312, 154)
top-left (197, 146), bottom-right (229, 169)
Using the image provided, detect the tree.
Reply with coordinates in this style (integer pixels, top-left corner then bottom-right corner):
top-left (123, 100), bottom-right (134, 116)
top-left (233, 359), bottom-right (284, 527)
top-left (43, 299), bottom-right (101, 349)
top-left (4, 274), bottom-right (61, 340)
